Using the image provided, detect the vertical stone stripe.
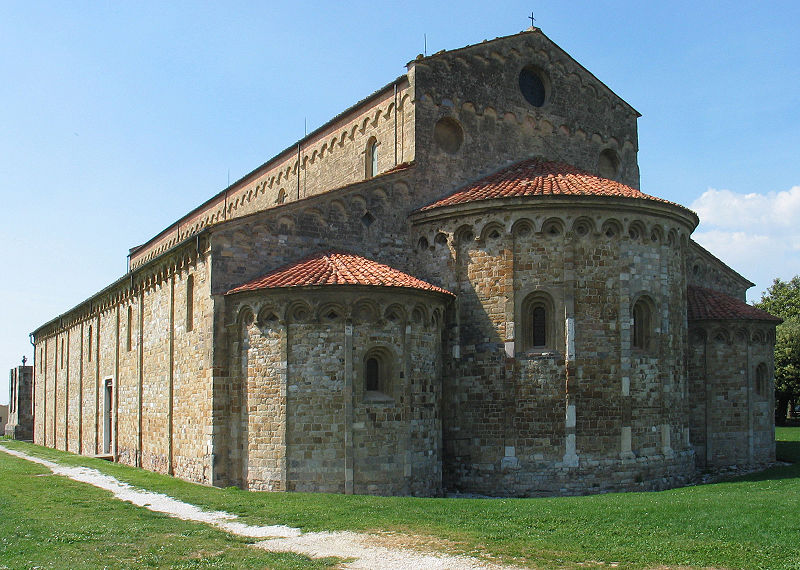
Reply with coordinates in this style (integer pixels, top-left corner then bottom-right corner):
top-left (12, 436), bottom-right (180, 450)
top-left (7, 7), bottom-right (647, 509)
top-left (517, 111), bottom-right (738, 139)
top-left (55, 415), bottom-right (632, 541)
top-left (94, 313), bottom-right (101, 455)
top-left (503, 235), bottom-right (516, 462)
top-left (114, 305), bottom-right (120, 458)
top-left (168, 274), bottom-right (175, 475)
top-left (344, 321), bottom-right (354, 495)
top-left (279, 318), bottom-right (288, 491)
top-left (563, 240), bottom-right (578, 467)
top-left (704, 333), bottom-right (712, 467)
top-left (78, 321), bottom-right (83, 455)
top-left (64, 328), bottom-right (69, 451)
top-left (746, 334), bottom-right (754, 463)
top-left (401, 322), bottom-right (411, 489)
top-left (52, 337), bottom-right (57, 448)
top-left (620, 261), bottom-right (632, 451)
top-left (138, 289), bottom-right (144, 467)
top-left (42, 339), bottom-right (47, 446)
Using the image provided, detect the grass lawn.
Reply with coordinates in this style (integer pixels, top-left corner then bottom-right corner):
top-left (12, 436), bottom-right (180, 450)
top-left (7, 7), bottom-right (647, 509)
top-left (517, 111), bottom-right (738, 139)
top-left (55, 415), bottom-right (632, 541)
top-left (2, 429), bottom-right (799, 569)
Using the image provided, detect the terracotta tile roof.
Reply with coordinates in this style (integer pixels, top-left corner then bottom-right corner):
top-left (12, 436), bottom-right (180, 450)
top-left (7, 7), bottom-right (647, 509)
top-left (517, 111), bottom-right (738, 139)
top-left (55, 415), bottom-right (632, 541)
top-left (419, 158), bottom-right (683, 211)
top-left (227, 250), bottom-right (454, 296)
top-left (687, 285), bottom-right (781, 322)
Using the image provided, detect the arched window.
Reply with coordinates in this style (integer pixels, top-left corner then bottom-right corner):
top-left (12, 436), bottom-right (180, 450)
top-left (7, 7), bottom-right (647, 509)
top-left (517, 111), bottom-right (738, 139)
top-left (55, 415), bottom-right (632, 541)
top-left (632, 296), bottom-right (655, 351)
top-left (521, 292), bottom-right (556, 352)
top-left (276, 188), bottom-right (287, 204)
top-left (755, 363), bottom-right (768, 397)
top-left (365, 357), bottom-right (380, 391)
top-left (365, 137), bottom-right (378, 179)
top-left (363, 347), bottom-right (393, 399)
top-left (532, 306), bottom-right (546, 347)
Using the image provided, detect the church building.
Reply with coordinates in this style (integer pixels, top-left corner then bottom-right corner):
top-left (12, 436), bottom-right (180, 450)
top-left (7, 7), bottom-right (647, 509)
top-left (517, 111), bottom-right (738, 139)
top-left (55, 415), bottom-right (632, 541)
top-left (30, 28), bottom-right (780, 496)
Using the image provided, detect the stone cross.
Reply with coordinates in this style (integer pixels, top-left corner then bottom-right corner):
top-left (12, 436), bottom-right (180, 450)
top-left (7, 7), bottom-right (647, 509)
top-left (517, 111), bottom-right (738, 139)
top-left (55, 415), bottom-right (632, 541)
top-left (21, 356), bottom-right (27, 366)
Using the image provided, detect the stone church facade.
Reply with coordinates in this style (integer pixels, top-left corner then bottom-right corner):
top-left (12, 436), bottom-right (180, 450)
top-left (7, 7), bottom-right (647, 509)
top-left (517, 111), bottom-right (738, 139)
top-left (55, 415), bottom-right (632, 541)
top-left (30, 28), bottom-right (780, 496)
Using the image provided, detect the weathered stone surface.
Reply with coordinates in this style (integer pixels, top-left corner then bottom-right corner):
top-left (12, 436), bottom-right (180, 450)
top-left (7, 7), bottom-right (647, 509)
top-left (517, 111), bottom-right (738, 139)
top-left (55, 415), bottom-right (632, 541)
top-left (28, 28), bottom-right (777, 496)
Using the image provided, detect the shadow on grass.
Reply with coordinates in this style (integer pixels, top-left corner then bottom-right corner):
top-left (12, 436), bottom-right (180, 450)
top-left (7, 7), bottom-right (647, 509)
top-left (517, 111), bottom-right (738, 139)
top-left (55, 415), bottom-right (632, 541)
top-left (736, 440), bottom-right (800, 483)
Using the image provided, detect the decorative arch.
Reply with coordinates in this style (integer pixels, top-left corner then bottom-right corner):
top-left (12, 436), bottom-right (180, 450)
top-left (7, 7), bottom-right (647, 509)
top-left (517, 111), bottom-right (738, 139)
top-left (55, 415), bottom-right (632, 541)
top-left (541, 217), bottom-right (564, 238)
top-left (285, 300), bottom-right (312, 323)
top-left (411, 304), bottom-right (429, 327)
top-left (602, 218), bottom-right (623, 239)
top-left (384, 304), bottom-right (406, 324)
top-left (628, 220), bottom-right (647, 242)
top-left (571, 216), bottom-right (595, 238)
top-left (353, 298), bottom-right (379, 323)
top-left (479, 221), bottom-right (504, 243)
top-left (511, 218), bottom-right (534, 237)
top-left (257, 305), bottom-right (280, 327)
top-left (454, 224), bottom-right (475, 246)
top-left (318, 302), bottom-right (345, 323)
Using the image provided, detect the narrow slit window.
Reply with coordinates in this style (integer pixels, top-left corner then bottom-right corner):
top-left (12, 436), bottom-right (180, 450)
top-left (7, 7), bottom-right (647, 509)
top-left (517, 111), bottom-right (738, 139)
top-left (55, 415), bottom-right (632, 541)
top-left (88, 326), bottom-right (93, 362)
top-left (365, 138), bottom-right (378, 179)
top-left (186, 275), bottom-right (194, 332)
top-left (127, 307), bottom-right (132, 351)
top-left (632, 298), bottom-right (653, 351)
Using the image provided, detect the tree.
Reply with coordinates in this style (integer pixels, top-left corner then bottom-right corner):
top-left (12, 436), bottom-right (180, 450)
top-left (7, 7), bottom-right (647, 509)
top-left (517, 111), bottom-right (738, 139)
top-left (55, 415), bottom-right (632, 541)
top-left (755, 277), bottom-right (800, 424)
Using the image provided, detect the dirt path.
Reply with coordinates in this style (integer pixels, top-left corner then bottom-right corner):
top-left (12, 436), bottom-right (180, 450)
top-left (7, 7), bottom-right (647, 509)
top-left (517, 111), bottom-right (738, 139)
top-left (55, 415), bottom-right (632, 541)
top-left (0, 445), bottom-right (516, 569)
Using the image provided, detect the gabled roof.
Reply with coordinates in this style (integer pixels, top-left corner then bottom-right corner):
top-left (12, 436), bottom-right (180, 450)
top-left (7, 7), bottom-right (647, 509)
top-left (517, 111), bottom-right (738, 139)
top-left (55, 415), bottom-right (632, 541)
top-left (687, 285), bottom-right (781, 323)
top-left (411, 27), bottom-right (640, 117)
top-left (226, 250), bottom-right (453, 297)
top-left (418, 159), bottom-right (686, 212)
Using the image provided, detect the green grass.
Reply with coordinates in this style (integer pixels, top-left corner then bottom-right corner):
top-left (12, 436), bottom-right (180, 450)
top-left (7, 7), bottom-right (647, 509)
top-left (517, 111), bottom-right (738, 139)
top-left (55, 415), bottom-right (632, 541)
top-left (3, 430), bottom-right (800, 569)
top-left (0, 448), bottom-right (340, 569)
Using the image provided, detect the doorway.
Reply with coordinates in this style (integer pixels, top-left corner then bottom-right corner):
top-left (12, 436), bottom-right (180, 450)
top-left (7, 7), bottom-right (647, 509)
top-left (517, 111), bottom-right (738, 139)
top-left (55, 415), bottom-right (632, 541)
top-left (103, 379), bottom-right (113, 454)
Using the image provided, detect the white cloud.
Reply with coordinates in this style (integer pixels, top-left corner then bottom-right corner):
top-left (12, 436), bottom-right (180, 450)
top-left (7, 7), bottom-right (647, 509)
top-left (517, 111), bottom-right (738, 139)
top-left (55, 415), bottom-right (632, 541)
top-left (691, 186), bottom-right (800, 230)
top-left (690, 186), bottom-right (800, 302)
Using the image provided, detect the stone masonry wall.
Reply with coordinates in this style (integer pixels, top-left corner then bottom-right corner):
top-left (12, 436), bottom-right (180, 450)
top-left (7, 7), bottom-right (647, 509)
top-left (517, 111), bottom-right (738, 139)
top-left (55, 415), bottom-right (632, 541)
top-left (6, 366), bottom-right (33, 440)
top-left (411, 199), bottom-right (697, 495)
top-left (130, 80), bottom-right (414, 270)
top-left (409, 29), bottom-right (640, 212)
top-left (221, 288), bottom-right (446, 495)
top-left (32, 244), bottom-right (214, 485)
top-left (688, 322), bottom-right (776, 468)
top-left (209, 170), bottom-right (418, 296)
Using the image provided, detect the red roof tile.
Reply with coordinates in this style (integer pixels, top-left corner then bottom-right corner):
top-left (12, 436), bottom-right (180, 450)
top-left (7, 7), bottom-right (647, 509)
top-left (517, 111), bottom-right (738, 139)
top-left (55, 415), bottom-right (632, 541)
top-left (419, 159), bottom-right (685, 211)
top-left (226, 250), bottom-right (454, 296)
top-left (687, 285), bottom-right (781, 322)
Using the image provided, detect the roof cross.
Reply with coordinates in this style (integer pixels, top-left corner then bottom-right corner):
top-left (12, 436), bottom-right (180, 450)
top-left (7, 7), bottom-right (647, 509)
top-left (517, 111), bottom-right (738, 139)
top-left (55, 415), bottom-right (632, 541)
top-left (529, 11), bottom-right (536, 26)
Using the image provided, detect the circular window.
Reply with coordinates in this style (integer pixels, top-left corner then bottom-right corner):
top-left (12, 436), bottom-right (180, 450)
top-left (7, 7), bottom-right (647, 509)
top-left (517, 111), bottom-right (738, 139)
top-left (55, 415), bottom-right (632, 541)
top-left (433, 117), bottom-right (464, 154)
top-left (519, 65), bottom-right (549, 107)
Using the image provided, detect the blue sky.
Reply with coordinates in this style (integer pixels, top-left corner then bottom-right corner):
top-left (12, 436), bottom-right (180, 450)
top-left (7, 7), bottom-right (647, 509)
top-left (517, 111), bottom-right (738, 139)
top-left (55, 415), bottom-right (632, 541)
top-left (1, 1), bottom-right (798, 404)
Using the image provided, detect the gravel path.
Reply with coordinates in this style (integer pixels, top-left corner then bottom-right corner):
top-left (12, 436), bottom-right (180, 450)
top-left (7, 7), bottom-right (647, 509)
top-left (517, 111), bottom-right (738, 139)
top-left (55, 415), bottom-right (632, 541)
top-left (0, 445), bottom-right (516, 569)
